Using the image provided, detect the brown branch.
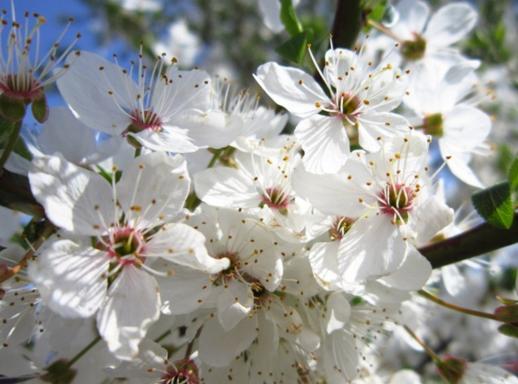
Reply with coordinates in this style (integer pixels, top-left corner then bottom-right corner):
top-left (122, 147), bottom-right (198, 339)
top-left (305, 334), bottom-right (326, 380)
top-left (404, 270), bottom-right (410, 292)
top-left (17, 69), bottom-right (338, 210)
top-left (0, 169), bottom-right (43, 217)
top-left (419, 212), bottom-right (518, 269)
top-left (330, 0), bottom-right (362, 49)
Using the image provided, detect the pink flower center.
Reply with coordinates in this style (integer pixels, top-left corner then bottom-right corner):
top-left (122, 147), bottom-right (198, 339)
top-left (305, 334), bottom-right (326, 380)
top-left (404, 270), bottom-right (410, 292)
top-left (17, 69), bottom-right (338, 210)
top-left (0, 73), bottom-right (43, 102)
top-left (379, 183), bottom-right (415, 222)
top-left (107, 227), bottom-right (145, 266)
top-left (160, 359), bottom-right (199, 384)
top-left (261, 187), bottom-right (290, 213)
top-left (128, 109), bottom-right (162, 132)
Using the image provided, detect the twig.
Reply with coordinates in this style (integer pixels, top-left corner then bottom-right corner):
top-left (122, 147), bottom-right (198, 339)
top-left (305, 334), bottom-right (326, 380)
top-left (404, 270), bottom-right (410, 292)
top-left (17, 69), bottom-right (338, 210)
top-left (419, 212), bottom-right (518, 269)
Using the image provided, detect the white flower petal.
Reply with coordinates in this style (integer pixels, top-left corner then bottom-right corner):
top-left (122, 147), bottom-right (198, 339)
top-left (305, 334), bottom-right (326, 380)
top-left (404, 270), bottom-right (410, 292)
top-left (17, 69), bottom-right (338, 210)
top-left (325, 292), bottom-right (351, 334)
top-left (178, 110), bottom-right (243, 149)
top-left (145, 223), bottom-right (229, 273)
top-left (392, 0), bottom-right (430, 38)
top-left (217, 280), bottom-right (254, 332)
top-left (258, 0), bottom-right (283, 32)
top-left (425, 3), bottom-right (477, 47)
top-left (357, 112), bottom-right (409, 152)
top-left (194, 166), bottom-right (260, 209)
top-left (254, 62), bottom-right (329, 118)
top-left (31, 238), bottom-right (108, 318)
top-left (117, 152), bottom-right (190, 226)
top-left (158, 266), bottom-right (212, 315)
top-left (440, 145), bottom-right (484, 188)
top-left (442, 105), bottom-right (491, 150)
top-left (338, 214), bottom-right (407, 281)
top-left (442, 264), bottom-right (466, 296)
top-left (389, 370), bottom-right (423, 384)
top-left (57, 51), bottom-right (134, 135)
top-left (29, 155), bottom-right (114, 236)
top-left (292, 163), bottom-right (372, 218)
top-left (153, 67), bottom-right (211, 114)
top-left (411, 193), bottom-right (454, 244)
top-left (130, 127), bottom-right (200, 153)
top-left (96, 265), bottom-right (161, 361)
top-left (295, 115), bottom-right (350, 174)
top-left (380, 246), bottom-right (431, 290)
top-left (198, 315), bottom-right (258, 367)
top-left (37, 107), bottom-right (119, 166)
top-left (323, 329), bottom-right (358, 381)
top-left (308, 241), bottom-right (341, 290)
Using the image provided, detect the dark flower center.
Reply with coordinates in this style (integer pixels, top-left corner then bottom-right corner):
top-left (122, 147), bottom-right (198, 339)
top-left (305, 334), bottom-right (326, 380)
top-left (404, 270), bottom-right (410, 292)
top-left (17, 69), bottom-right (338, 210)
top-left (423, 113), bottom-right (444, 137)
top-left (401, 34), bottom-right (427, 61)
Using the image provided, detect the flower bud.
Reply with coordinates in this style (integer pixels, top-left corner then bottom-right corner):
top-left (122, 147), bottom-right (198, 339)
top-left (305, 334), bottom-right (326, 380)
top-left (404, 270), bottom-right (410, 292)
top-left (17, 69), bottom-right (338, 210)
top-left (41, 360), bottom-right (77, 384)
top-left (436, 356), bottom-right (466, 384)
top-left (494, 304), bottom-right (518, 323)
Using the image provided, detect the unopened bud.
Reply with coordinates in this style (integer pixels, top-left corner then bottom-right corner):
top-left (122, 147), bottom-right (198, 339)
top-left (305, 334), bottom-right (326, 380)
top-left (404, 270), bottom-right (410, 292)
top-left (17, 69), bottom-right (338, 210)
top-left (436, 356), bottom-right (466, 384)
top-left (494, 304), bottom-right (518, 323)
top-left (41, 359), bottom-right (77, 384)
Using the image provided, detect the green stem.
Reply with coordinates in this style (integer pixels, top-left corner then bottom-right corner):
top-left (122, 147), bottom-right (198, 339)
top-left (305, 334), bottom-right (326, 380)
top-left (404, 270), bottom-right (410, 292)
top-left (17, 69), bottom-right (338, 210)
top-left (66, 336), bottom-right (101, 368)
top-left (0, 120), bottom-right (22, 177)
top-left (207, 148), bottom-right (223, 168)
top-left (418, 290), bottom-right (500, 321)
top-left (403, 325), bottom-right (441, 363)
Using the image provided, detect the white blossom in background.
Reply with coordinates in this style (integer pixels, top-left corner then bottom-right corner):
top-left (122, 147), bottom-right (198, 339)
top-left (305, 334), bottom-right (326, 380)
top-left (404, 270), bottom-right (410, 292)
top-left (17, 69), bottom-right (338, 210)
top-left (404, 64), bottom-right (492, 187)
top-left (257, 0), bottom-right (300, 33)
top-left (385, 0), bottom-right (479, 70)
top-left (116, 0), bottom-right (162, 12)
top-left (154, 19), bottom-right (201, 67)
top-left (255, 47), bottom-right (409, 173)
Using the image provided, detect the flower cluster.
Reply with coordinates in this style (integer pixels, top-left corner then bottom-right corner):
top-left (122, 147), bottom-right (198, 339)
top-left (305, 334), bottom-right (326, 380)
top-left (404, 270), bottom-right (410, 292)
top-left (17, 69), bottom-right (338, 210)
top-left (0, 1), bottom-right (515, 384)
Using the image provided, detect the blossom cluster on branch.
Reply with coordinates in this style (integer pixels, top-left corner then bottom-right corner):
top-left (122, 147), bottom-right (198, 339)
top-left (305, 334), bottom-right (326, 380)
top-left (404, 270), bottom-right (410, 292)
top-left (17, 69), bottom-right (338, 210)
top-left (0, 0), bottom-right (517, 383)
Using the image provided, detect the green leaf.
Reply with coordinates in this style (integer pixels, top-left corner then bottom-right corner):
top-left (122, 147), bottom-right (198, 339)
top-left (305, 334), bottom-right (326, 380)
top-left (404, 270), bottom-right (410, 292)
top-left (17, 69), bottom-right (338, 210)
top-left (368, 0), bottom-right (388, 23)
top-left (275, 32), bottom-right (308, 64)
top-left (498, 323), bottom-right (518, 339)
top-left (280, 0), bottom-right (303, 36)
top-left (508, 157), bottom-right (518, 192)
top-left (472, 182), bottom-right (514, 229)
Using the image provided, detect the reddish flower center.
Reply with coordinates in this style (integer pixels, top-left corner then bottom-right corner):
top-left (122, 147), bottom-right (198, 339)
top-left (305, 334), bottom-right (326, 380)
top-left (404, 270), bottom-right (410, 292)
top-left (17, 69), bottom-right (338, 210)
top-left (107, 227), bottom-right (145, 265)
top-left (0, 73), bottom-right (43, 102)
top-left (160, 359), bottom-right (199, 384)
top-left (261, 187), bottom-right (290, 213)
top-left (128, 109), bottom-right (162, 132)
top-left (379, 183), bottom-right (415, 222)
